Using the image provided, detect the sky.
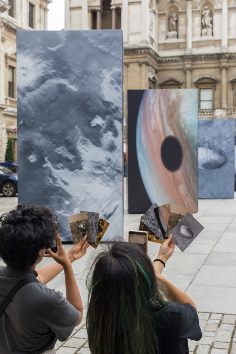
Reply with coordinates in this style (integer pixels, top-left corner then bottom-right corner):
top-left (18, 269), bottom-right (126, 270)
top-left (48, 0), bottom-right (65, 30)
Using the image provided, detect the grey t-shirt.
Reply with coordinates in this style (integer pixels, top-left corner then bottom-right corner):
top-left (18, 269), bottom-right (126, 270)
top-left (0, 266), bottom-right (79, 354)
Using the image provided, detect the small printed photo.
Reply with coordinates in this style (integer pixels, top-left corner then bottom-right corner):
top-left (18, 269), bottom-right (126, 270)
top-left (81, 211), bottom-right (99, 243)
top-left (171, 212), bottom-right (204, 252)
top-left (154, 202), bottom-right (175, 238)
top-left (89, 217), bottom-right (110, 249)
top-left (140, 203), bottom-right (164, 241)
top-left (165, 205), bottom-right (193, 237)
top-left (139, 221), bottom-right (163, 244)
top-left (68, 212), bottom-right (92, 243)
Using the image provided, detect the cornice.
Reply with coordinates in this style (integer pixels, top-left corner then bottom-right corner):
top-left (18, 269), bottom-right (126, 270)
top-left (124, 47), bottom-right (236, 65)
top-left (124, 46), bottom-right (160, 62)
top-left (0, 18), bottom-right (21, 33)
top-left (0, 0), bottom-right (11, 13)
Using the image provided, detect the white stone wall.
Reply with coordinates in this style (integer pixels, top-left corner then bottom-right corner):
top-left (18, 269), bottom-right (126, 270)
top-left (1, 0), bottom-right (48, 30)
top-left (67, 0), bottom-right (236, 55)
top-left (0, 0), bottom-right (49, 161)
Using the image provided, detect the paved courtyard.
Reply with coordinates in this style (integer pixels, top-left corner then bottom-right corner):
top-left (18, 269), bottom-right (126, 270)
top-left (1, 182), bottom-right (236, 353)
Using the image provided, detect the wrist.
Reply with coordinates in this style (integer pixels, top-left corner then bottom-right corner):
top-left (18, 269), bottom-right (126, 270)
top-left (157, 254), bottom-right (168, 263)
top-left (63, 260), bottom-right (72, 270)
top-left (67, 252), bottom-right (74, 263)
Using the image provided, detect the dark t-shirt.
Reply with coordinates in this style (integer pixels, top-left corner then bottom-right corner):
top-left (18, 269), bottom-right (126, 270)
top-left (0, 266), bottom-right (79, 354)
top-left (154, 302), bottom-right (202, 354)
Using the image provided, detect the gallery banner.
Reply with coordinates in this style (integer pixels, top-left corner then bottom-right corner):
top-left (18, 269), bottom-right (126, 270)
top-left (17, 30), bottom-right (123, 241)
top-left (127, 89), bottom-right (198, 213)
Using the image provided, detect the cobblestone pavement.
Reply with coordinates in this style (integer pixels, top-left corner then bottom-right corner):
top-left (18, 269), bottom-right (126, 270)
top-left (56, 312), bottom-right (236, 354)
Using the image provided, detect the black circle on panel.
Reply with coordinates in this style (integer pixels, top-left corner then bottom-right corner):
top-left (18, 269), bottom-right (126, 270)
top-left (161, 136), bottom-right (183, 172)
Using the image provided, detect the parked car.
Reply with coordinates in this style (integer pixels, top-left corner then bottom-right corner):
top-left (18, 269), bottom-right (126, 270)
top-left (0, 165), bottom-right (18, 197)
top-left (0, 162), bottom-right (18, 173)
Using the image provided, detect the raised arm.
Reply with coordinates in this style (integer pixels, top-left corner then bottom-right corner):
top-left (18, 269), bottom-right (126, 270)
top-left (153, 235), bottom-right (197, 312)
top-left (45, 233), bottom-right (85, 325)
top-left (37, 235), bottom-right (89, 284)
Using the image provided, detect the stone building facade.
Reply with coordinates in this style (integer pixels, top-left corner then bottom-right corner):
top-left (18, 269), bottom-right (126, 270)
top-left (0, 0), bottom-right (50, 162)
top-left (66, 0), bottom-right (236, 134)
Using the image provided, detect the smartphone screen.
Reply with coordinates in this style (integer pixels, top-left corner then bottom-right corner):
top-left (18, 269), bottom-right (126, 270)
top-left (51, 239), bottom-right (57, 253)
top-left (128, 231), bottom-right (148, 254)
top-left (45, 239), bottom-right (57, 254)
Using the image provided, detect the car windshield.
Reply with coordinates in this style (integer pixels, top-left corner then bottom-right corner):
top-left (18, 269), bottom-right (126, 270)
top-left (0, 166), bottom-right (12, 174)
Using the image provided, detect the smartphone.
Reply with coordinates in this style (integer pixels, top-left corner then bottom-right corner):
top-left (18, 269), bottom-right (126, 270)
top-left (45, 239), bottom-right (57, 254)
top-left (128, 230), bottom-right (148, 254)
top-left (51, 239), bottom-right (57, 253)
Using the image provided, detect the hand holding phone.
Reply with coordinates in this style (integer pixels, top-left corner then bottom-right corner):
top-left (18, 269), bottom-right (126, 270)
top-left (128, 230), bottom-right (148, 254)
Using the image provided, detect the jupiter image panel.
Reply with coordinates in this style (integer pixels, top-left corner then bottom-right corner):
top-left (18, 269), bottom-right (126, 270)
top-left (17, 30), bottom-right (123, 241)
top-left (136, 90), bottom-right (198, 212)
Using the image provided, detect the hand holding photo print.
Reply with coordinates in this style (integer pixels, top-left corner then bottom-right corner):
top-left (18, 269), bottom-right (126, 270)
top-left (171, 213), bottom-right (204, 252)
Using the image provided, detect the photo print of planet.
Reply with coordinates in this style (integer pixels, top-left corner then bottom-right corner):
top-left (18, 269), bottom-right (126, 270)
top-left (17, 30), bottom-right (123, 241)
top-left (198, 119), bottom-right (235, 199)
top-left (127, 90), bottom-right (198, 213)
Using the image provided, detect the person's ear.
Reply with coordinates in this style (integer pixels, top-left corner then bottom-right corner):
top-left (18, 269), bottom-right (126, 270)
top-left (37, 249), bottom-right (45, 262)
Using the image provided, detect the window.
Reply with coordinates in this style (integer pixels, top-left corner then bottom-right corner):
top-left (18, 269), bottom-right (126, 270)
top-left (200, 89), bottom-right (213, 109)
top-left (8, 66), bottom-right (14, 98)
top-left (8, 0), bottom-right (14, 18)
top-left (29, 3), bottom-right (34, 28)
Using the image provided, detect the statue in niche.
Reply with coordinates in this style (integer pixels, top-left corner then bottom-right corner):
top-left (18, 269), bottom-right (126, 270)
top-left (201, 6), bottom-right (213, 36)
top-left (167, 8), bottom-right (178, 39)
top-left (169, 8), bottom-right (178, 32)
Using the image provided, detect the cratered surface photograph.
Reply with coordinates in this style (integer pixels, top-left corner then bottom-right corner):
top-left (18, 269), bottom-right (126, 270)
top-left (198, 119), bottom-right (235, 199)
top-left (17, 30), bottom-right (123, 241)
top-left (171, 212), bottom-right (204, 252)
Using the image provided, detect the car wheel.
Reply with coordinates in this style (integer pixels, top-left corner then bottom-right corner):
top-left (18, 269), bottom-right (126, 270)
top-left (2, 182), bottom-right (16, 197)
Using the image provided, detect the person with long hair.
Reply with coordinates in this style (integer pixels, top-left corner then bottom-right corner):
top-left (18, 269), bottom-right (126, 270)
top-left (86, 235), bottom-right (201, 354)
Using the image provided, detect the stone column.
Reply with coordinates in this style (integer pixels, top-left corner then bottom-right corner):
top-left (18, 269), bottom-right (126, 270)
top-left (184, 68), bottom-right (192, 89)
top-left (220, 61), bottom-right (228, 108)
top-left (139, 61), bottom-right (148, 89)
top-left (96, 9), bottom-right (102, 29)
top-left (82, 0), bottom-right (88, 29)
top-left (88, 9), bottom-right (93, 29)
top-left (185, 0), bottom-right (192, 54)
top-left (221, 0), bottom-right (228, 52)
top-left (141, 0), bottom-right (149, 44)
top-left (111, 6), bottom-right (116, 29)
top-left (155, 1), bottom-right (159, 51)
top-left (45, 9), bottom-right (48, 30)
top-left (65, 0), bottom-right (70, 30)
top-left (122, 0), bottom-right (128, 44)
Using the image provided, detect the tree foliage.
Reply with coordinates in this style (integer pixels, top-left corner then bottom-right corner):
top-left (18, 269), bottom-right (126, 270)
top-left (5, 137), bottom-right (14, 162)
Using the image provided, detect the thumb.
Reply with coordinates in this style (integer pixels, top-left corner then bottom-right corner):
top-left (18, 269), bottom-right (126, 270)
top-left (164, 234), bottom-right (173, 244)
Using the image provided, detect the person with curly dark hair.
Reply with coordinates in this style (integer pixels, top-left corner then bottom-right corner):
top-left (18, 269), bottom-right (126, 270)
top-left (0, 204), bottom-right (89, 354)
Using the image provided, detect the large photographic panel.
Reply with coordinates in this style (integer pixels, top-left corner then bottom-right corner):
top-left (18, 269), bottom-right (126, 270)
top-left (17, 30), bottom-right (123, 241)
top-left (198, 119), bottom-right (235, 199)
top-left (127, 89), bottom-right (198, 213)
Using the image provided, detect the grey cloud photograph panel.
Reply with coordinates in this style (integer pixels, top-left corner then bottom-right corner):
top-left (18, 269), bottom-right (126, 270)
top-left (17, 30), bottom-right (123, 241)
